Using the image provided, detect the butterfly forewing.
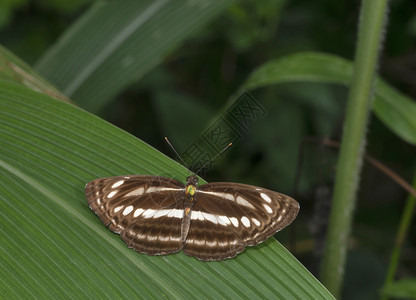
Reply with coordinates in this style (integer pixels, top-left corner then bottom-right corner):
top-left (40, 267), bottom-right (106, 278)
top-left (85, 176), bottom-right (186, 255)
top-left (182, 183), bottom-right (299, 260)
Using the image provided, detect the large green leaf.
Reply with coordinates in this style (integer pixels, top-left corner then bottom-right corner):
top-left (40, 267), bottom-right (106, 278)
top-left (35, 0), bottom-right (235, 112)
top-left (0, 44), bottom-right (70, 103)
top-left (240, 52), bottom-right (416, 145)
top-left (0, 81), bottom-right (334, 299)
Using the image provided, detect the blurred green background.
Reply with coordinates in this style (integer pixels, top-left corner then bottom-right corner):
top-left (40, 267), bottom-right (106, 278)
top-left (1, 0), bottom-right (415, 299)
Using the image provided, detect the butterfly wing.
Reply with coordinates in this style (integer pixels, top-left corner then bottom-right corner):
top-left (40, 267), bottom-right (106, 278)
top-left (85, 175), bottom-right (185, 256)
top-left (183, 182), bottom-right (300, 261)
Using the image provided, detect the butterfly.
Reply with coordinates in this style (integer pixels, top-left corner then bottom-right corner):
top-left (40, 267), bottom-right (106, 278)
top-left (85, 173), bottom-right (300, 261)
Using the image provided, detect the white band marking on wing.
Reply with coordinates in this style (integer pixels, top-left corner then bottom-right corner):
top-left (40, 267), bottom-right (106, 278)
top-left (134, 208), bottom-right (144, 217)
top-left (153, 209), bottom-right (171, 218)
top-left (142, 209), bottom-right (157, 218)
top-left (167, 209), bottom-right (183, 218)
top-left (125, 187), bottom-right (144, 197)
top-left (236, 196), bottom-right (255, 209)
top-left (263, 204), bottom-right (273, 214)
top-left (199, 190), bottom-right (257, 209)
top-left (146, 187), bottom-right (183, 193)
top-left (136, 208), bottom-right (183, 219)
top-left (191, 211), bottom-right (204, 221)
top-left (218, 215), bottom-right (231, 226)
top-left (202, 212), bottom-right (218, 224)
top-left (252, 218), bottom-right (261, 226)
top-left (123, 205), bottom-right (133, 216)
top-left (111, 180), bottom-right (125, 188)
top-left (194, 239), bottom-right (205, 245)
top-left (108, 190), bottom-right (117, 198)
top-left (191, 211), bottom-right (232, 226)
top-left (206, 240), bottom-right (217, 247)
top-left (241, 216), bottom-right (251, 227)
top-left (198, 190), bottom-right (234, 201)
top-left (260, 192), bottom-right (272, 203)
top-left (230, 217), bottom-right (239, 227)
top-left (114, 205), bottom-right (124, 213)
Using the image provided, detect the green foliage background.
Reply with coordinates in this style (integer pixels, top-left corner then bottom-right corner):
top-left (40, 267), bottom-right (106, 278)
top-left (1, 0), bottom-right (416, 299)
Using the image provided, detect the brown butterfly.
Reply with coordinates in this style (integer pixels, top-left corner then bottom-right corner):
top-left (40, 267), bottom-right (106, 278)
top-left (85, 174), bottom-right (299, 261)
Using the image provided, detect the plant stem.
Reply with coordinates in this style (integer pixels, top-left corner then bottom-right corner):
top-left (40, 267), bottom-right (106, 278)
top-left (320, 0), bottom-right (390, 297)
top-left (381, 174), bottom-right (416, 300)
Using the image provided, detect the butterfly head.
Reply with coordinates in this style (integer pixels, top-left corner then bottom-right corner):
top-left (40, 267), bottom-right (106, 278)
top-left (186, 174), bottom-right (199, 187)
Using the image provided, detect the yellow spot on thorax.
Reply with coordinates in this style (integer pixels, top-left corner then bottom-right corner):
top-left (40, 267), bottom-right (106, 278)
top-left (185, 185), bottom-right (196, 196)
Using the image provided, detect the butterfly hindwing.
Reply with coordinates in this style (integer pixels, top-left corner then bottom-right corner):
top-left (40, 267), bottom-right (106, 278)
top-left (85, 176), bottom-right (186, 255)
top-left (182, 214), bottom-right (245, 261)
top-left (120, 206), bottom-right (184, 256)
top-left (182, 182), bottom-right (299, 260)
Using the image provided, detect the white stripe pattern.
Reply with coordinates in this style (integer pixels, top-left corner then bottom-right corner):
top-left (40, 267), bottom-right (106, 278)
top-left (236, 196), bottom-right (255, 209)
top-left (241, 216), bottom-right (250, 227)
top-left (260, 192), bottom-right (272, 203)
top-left (263, 204), bottom-right (273, 214)
top-left (123, 205), bottom-right (133, 215)
top-left (230, 217), bottom-right (239, 227)
top-left (114, 205), bottom-right (124, 213)
top-left (132, 208), bottom-right (183, 219)
top-left (111, 180), bottom-right (125, 188)
top-left (125, 187), bottom-right (145, 197)
top-left (145, 187), bottom-right (183, 193)
top-left (199, 190), bottom-right (235, 201)
top-left (198, 190), bottom-right (256, 209)
top-left (191, 211), bottom-right (237, 227)
top-left (134, 208), bottom-right (144, 217)
top-left (108, 190), bottom-right (117, 198)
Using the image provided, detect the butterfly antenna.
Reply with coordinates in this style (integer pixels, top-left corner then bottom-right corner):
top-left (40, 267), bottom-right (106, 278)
top-left (195, 142), bottom-right (233, 175)
top-left (164, 137), bottom-right (189, 169)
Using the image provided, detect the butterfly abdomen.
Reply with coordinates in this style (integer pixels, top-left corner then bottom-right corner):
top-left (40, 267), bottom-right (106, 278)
top-left (181, 178), bottom-right (198, 241)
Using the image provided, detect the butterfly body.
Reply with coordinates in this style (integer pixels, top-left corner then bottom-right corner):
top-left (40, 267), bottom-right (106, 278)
top-left (85, 174), bottom-right (299, 261)
top-left (181, 175), bottom-right (198, 242)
